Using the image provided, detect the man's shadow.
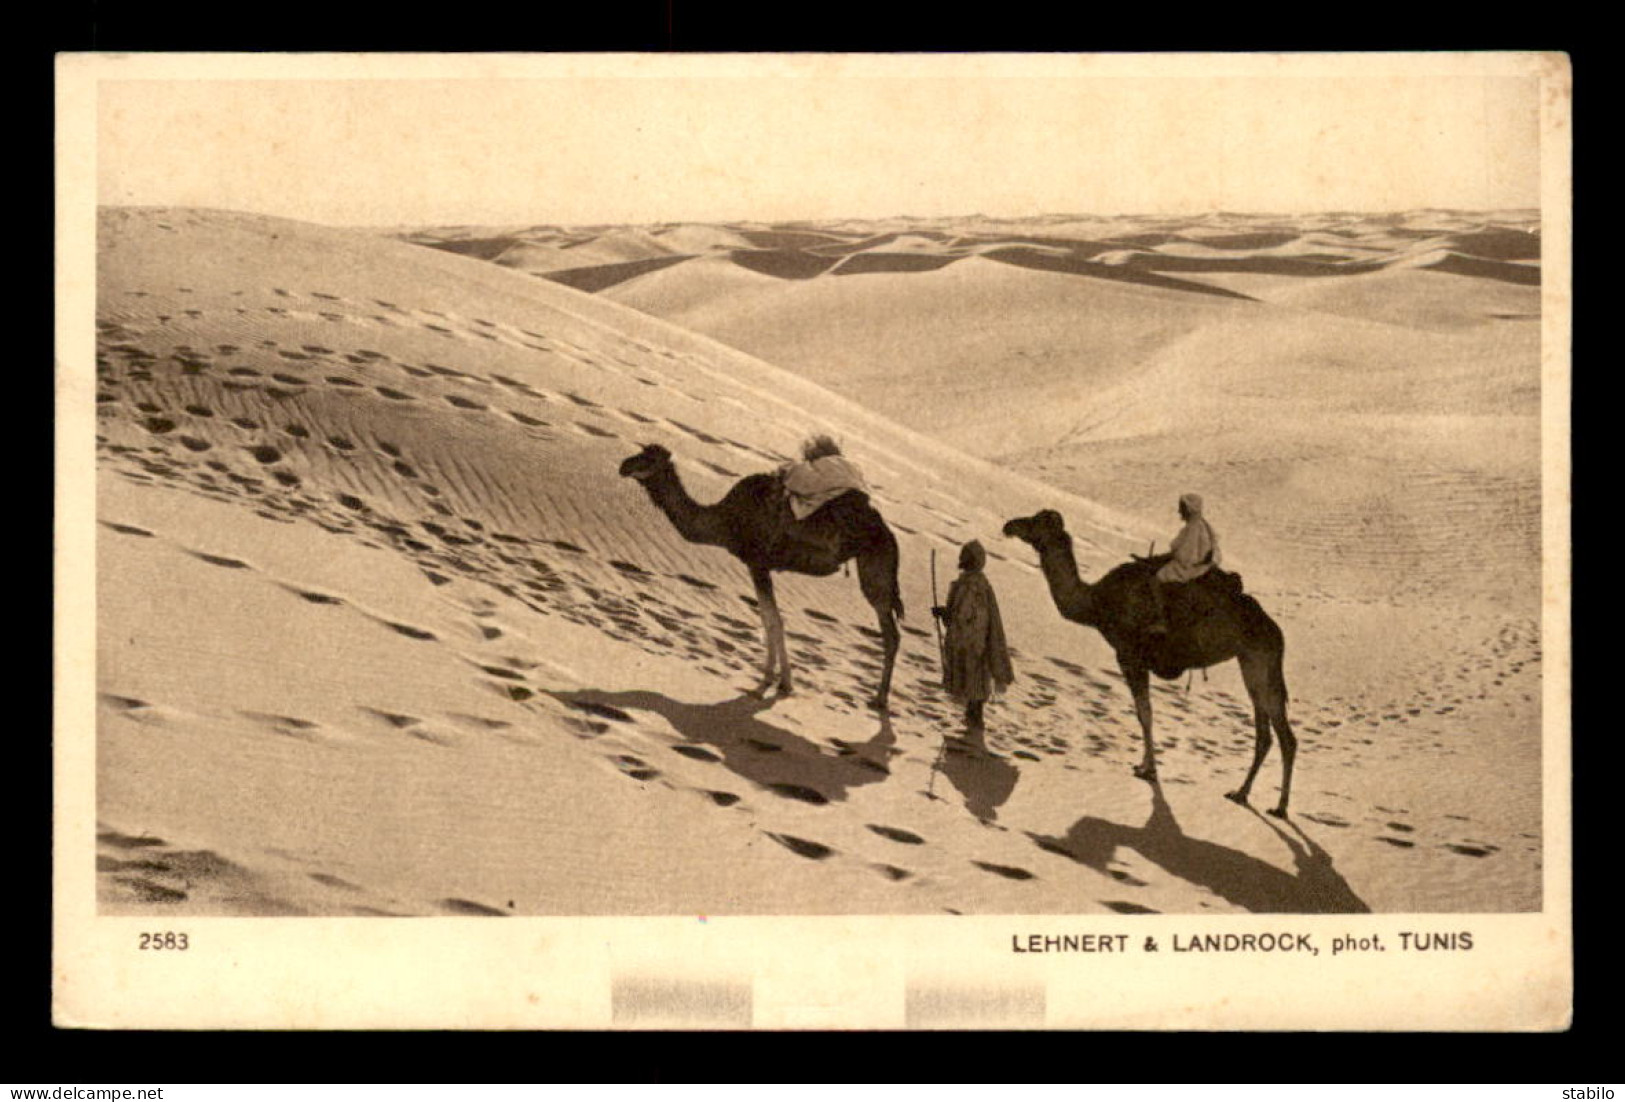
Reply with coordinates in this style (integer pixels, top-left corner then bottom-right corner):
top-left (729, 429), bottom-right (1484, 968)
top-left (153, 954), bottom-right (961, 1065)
top-left (1027, 782), bottom-right (1370, 914)
top-left (931, 726), bottom-right (1020, 823)
top-left (549, 687), bottom-right (895, 804)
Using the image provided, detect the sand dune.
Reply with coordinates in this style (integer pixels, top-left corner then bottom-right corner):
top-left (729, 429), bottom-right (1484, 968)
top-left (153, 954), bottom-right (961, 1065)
top-left (94, 207), bottom-right (1542, 919)
top-left (607, 254), bottom-right (1245, 457)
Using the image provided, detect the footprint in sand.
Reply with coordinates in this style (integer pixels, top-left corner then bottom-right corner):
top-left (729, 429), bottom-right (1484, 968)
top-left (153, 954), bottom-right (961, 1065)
top-left (189, 550), bottom-right (252, 570)
top-left (359, 707), bottom-right (421, 730)
top-left (239, 711), bottom-right (323, 740)
top-left (101, 521), bottom-right (155, 538)
top-left (765, 783), bottom-right (829, 806)
top-left (565, 700), bottom-right (634, 724)
top-left (613, 754), bottom-right (661, 783)
top-left (560, 715), bottom-right (609, 739)
top-left (379, 620), bottom-right (437, 642)
top-left (765, 833), bottom-right (834, 860)
top-left (971, 860), bottom-right (1035, 881)
top-left (98, 827), bottom-right (167, 851)
top-left (867, 824), bottom-right (926, 845)
top-left (443, 712), bottom-right (513, 734)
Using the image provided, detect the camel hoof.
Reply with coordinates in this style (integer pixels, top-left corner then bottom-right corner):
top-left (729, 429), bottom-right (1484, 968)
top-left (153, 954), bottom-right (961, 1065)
top-left (1225, 790), bottom-right (1249, 805)
top-left (1133, 764), bottom-right (1157, 782)
top-left (867, 696), bottom-right (889, 714)
top-left (1268, 806), bottom-right (1289, 819)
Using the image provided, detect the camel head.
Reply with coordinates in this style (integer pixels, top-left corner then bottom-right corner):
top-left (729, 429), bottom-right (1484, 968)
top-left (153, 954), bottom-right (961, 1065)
top-left (619, 443), bottom-right (674, 482)
top-left (1002, 509), bottom-right (1068, 547)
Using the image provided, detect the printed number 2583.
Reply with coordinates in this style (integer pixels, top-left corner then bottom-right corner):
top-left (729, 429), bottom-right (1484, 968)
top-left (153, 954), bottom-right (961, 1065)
top-left (139, 932), bottom-right (189, 950)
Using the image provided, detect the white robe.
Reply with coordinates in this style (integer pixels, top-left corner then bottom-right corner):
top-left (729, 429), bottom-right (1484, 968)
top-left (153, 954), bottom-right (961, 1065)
top-left (1157, 516), bottom-right (1221, 583)
top-left (783, 455), bottom-right (870, 520)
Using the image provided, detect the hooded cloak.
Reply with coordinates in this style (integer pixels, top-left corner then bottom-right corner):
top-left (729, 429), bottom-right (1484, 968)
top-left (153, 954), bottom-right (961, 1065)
top-left (942, 541), bottom-right (1016, 704)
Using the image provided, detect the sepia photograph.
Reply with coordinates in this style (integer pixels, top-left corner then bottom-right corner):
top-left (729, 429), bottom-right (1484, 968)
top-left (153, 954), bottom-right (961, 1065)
top-left (55, 51), bottom-right (1571, 1030)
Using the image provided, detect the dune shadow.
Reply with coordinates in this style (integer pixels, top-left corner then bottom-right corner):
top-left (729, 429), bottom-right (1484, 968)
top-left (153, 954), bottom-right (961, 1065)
top-left (832, 252), bottom-right (963, 275)
top-left (549, 688), bottom-right (894, 804)
top-left (1446, 228), bottom-right (1541, 262)
top-left (933, 728), bottom-right (1020, 823)
top-left (413, 235), bottom-right (521, 262)
top-left (728, 249), bottom-right (842, 280)
top-left (1422, 252), bottom-right (1541, 286)
top-left (982, 246), bottom-right (1258, 300)
top-left (542, 254), bottom-right (694, 293)
top-left (1027, 783), bottom-right (1369, 914)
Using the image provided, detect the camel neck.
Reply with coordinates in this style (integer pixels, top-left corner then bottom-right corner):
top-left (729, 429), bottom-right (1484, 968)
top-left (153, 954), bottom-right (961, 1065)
top-left (642, 466), bottom-right (730, 547)
top-left (1037, 534), bottom-right (1095, 625)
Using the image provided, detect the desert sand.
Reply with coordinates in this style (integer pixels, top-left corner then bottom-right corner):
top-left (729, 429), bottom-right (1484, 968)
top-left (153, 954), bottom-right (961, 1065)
top-left (94, 206), bottom-right (1542, 918)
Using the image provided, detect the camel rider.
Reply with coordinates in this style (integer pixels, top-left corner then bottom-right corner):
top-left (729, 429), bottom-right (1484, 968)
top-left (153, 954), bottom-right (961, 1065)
top-left (1148, 493), bottom-right (1221, 634)
top-left (782, 434), bottom-right (870, 521)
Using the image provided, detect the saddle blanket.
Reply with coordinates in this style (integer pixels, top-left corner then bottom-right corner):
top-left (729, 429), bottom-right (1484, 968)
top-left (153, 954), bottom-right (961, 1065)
top-left (783, 455), bottom-right (870, 520)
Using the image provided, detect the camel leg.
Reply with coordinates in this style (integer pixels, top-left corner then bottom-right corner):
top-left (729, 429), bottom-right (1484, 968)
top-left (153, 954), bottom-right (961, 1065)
top-left (857, 551), bottom-right (901, 713)
top-left (1230, 653), bottom-right (1291, 814)
top-left (1124, 663), bottom-right (1157, 781)
top-left (1227, 700), bottom-right (1272, 808)
top-left (1269, 689), bottom-right (1297, 818)
top-left (747, 567), bottom-right (792, 697)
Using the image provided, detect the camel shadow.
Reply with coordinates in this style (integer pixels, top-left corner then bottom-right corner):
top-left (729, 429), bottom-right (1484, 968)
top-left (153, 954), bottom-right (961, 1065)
top-left (549, 688), bottom-right (896, 805)
top-left (1027, 783), bottom-right (1369, 914)
top-left (933, 727), bottom-right (1021, 823)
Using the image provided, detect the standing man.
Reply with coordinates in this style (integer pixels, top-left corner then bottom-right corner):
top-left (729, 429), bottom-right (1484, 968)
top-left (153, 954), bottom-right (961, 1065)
top-left (933, 540), bottom-right (1015, 732)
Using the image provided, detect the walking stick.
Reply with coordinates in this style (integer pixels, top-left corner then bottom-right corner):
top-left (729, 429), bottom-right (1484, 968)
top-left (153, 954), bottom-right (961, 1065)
top-left (930, 548), bottom-right (947, 671)
top-left (927, 548), bottom-right (949, 798)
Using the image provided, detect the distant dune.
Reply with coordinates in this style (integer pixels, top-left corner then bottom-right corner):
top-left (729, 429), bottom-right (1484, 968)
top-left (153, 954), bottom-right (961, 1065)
top-left (606, 253), bottom-right (1245, 458)
top-left (479, 210), bottom-right (1543, 611)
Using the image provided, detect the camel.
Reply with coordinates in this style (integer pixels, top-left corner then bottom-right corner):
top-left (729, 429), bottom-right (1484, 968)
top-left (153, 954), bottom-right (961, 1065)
top-left (1002, 509), bottom-right (1297, 816)
top-left (619, 443), bottom-right (902, 710)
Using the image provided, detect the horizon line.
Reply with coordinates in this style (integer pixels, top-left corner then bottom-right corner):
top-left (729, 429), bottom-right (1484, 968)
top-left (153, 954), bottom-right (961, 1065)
top-left (94, 202), bottom-right (1544, 232)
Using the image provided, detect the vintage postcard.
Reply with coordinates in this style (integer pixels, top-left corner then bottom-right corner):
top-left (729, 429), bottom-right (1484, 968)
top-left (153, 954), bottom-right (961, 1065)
top-left (55, 51), bottom-right (1571, 1030)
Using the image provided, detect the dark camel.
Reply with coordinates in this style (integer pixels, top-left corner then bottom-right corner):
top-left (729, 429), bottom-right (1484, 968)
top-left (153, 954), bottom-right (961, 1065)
top-left (619, 444), bottom-right (902, 710)
top-left (1002, 509), bottom-right (1297, 816)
